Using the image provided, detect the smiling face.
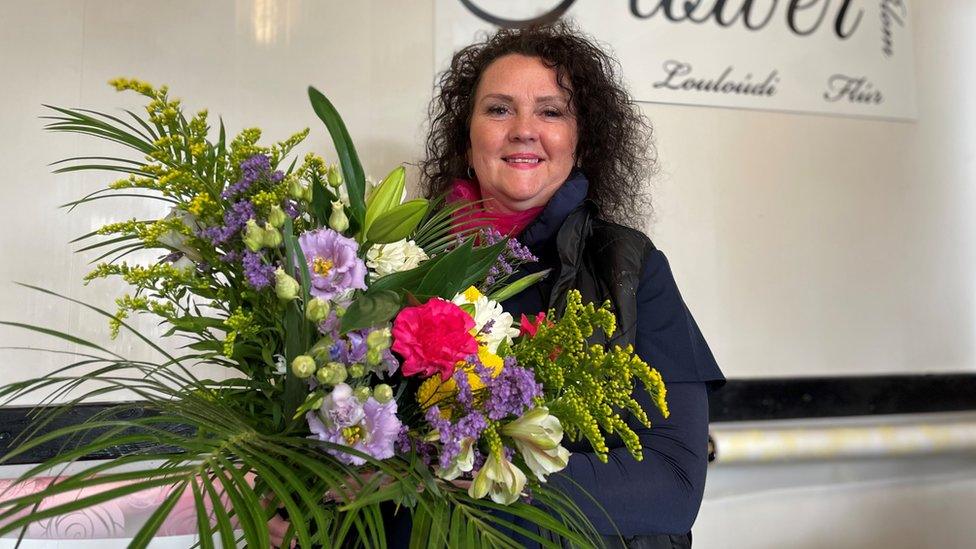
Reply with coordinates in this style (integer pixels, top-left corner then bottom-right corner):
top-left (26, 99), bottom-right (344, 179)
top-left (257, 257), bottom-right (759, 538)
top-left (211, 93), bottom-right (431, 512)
top-left (468, 54), bottom-right (579, 214)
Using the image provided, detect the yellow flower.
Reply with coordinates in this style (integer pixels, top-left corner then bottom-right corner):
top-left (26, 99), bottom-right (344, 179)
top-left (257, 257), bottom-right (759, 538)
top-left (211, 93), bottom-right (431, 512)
top-left (415, 347), bottom-right (504, 415)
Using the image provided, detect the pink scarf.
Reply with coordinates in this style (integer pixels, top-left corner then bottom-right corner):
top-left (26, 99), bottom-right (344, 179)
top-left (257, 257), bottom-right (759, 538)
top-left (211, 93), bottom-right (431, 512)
top-left (448, 178), bottom-right (544, 237)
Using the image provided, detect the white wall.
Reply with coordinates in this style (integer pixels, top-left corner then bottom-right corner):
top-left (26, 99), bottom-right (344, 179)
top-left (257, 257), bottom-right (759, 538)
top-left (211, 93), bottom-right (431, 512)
top-left (1, 1), bottom-right (975, 547)
top-left (3, 1), bottom-right (975, 382)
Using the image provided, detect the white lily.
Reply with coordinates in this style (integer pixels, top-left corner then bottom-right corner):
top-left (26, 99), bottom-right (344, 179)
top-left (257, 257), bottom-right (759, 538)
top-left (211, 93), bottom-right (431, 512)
top-left (468, 451), bottom-right (526, 505)
top-left (501, 407), bottom-right (570, 481)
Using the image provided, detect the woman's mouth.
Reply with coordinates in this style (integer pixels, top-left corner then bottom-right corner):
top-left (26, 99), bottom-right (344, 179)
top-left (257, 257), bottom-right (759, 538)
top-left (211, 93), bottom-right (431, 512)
top-left (502, 155), bottom-right (544, 169)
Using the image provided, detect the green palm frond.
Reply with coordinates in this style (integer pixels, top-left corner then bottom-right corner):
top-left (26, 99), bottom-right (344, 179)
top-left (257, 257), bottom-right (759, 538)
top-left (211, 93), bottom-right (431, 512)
top-left (0, 287), bottom-right (605, 548)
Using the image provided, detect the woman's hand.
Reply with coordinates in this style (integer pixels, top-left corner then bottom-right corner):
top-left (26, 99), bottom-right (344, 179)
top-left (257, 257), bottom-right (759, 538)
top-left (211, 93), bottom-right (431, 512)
top-left (268, 512), bottom-right (295, 549)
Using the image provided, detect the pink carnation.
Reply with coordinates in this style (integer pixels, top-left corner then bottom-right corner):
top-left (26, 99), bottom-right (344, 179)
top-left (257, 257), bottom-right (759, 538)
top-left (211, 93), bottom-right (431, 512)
top-left (392, 298), bottom-right (477, 381)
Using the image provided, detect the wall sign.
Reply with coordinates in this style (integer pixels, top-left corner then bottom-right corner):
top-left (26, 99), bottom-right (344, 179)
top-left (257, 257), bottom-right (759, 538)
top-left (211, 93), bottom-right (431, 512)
top-left (436, 0), bottom-right (916, 120)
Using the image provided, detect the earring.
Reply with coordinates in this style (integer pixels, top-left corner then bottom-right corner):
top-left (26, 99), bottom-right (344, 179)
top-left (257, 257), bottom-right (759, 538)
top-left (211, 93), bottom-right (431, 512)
top-left (466, 166), bottom-right (476, 180)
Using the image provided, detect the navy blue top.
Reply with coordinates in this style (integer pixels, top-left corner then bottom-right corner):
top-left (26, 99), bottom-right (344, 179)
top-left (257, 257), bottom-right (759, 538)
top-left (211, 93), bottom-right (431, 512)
top-left (385, 176), bottom-right (724, 544)
top-left (501, 175), bottom-right (724, 536)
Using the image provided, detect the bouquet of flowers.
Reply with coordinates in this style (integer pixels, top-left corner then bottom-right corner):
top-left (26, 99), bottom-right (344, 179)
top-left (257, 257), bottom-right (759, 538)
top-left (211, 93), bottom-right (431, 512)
top-left (0, 80), bottom-right (668, 548)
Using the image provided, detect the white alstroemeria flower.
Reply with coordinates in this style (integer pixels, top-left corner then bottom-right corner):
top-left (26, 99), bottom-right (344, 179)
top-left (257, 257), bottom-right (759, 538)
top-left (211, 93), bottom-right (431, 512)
top-left (366, 239), bottom-right (428, 279)
top-left (158, 208), bottom-right (203, 261)
top-left (273, 354), bottom-right (287, 376)
top-left (501, 407), bottom-right (570, 481)
top-left (468, 451), bottom-right (527, 505)
top-left (437, 437), bottom-right (476, 481)
top-left (451, 286), bottom-right (519, 353)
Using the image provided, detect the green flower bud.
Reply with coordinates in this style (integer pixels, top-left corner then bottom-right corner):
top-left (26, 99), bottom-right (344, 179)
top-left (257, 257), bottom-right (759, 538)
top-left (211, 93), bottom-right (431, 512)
top-left (302, 184), bottom-right (313, 203)
top-left (289, 179), bottom-right (305, 200)
top-left (365, 348), bottom-right (382, 367)
top-left (274, 268), bottom-right (300, 301)
top-left (373, 384), bottom-right (393, 404)
top-left (366, 328), bottom-right (392, 352)
top-left (354, 386), bottom-right (371, 402)
top-left (262, 223), bottom-right (283, 248)
top-left (243, 219), bottom-right (265, 252)
top-left (268, 205), bottom-right (287, 228)
top-left (305, 298), bottom-right (331, 323)
top-left (308, 336), bottom-right (333, 365)
top-left (328, 200), bottom-right (349, 232)
top-left (317, 362), bottom-right (348, 385)
top-left (315, 365), bottom-right (334, 385)
top-left (348, 363), bottom-right (366, 378)
top-left (327, 165), bottom-right (342, 188)
top-left (329, 362), bottom-right (348, 385)
top-left (291, 355), bottom-right (316, 379)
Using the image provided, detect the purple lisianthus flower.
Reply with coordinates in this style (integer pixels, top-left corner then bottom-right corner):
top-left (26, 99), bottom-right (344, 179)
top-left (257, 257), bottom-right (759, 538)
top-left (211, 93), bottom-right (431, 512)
top-left (308, 384), bottom-right (401, 466)
top-left (298, 228), bottom-right (367, 301)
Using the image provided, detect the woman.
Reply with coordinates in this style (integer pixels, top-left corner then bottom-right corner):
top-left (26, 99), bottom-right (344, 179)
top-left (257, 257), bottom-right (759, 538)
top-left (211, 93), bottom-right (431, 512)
top-left (272, 21), bottom-right (724, 549)
top-left (418, 22), bottom-right (725, 548)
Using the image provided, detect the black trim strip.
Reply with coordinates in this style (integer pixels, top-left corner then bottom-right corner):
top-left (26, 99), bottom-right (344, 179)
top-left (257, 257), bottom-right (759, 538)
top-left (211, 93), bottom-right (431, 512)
top-left (708, 374), bottom-right (976, 422)
top-left (1, 374), bottom-right (975, 464)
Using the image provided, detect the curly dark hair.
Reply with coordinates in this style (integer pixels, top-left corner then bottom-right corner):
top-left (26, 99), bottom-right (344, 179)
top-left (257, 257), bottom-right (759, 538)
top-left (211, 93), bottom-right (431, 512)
top-left (420, 21), bottom-right (656, 227)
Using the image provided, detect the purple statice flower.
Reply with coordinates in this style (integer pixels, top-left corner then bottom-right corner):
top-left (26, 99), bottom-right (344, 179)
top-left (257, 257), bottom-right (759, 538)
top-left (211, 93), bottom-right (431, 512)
top-left (479, 228), bottom-right (538, 289)
top-left (221, 250), bottom-right (242, 264)
top-left (480, 227), bottom-right (503, 246)
top-left (471, 450), bottom-right (486, 472)
top-left (200, 200), bottom-right (256, 245)
top-left (221, 154), bottom-right (283, 199)
top-left (425, 406), bottom-right (487, 470)
top-left (395, 427), bottom-right (412, 454)
top-left (307, 384), bottom-right (402, 466)
top-left (453, 368), bottom-right (474, 409)
top-left (282, 199), bottom-right (300, 218)
top-left (507, 237), bottom-right (538, 263)
top-left (483, 359), bottom-right (542, 420)
top-left (298, 228), bottom-right (367, 300)
top-left (242, 250), bottom-right (275, 289)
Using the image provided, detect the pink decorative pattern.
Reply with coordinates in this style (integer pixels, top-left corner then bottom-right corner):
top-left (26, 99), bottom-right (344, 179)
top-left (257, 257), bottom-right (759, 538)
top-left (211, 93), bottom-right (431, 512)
top-left (0, 476), bottom-right (241, 539)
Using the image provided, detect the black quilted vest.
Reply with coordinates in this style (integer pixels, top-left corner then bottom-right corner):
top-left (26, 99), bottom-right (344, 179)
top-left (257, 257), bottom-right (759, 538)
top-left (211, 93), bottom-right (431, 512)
top-left (545, 200), bottom-right (656, 350)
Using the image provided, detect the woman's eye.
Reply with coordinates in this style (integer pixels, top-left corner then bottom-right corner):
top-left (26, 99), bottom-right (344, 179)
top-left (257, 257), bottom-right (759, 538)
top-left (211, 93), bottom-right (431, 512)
top-left (486, 105), bottom-right (509, 116)
top-left (542, 109), bottom-right (562, 118)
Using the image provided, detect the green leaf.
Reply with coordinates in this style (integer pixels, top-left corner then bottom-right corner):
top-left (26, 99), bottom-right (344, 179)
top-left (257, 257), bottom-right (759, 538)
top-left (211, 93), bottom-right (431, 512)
top-left (415, 238), bottom-right (473, 298)
top-left (310, 173), bottom-right (337, 227)
top-left (307, 86), bottom-right (366, 227)
top-left (339, 290), bottom-right (401, 334)
top-left (366, 199), bottom-right (429, 244)
top-left (457, 239), bottom-right (509, 290)
top-left (488, 269), bottom-right (550, 303)
top-left (129, 480), bottom-right (189, 549)
top-left (364, 166), bottom-right (405, 238)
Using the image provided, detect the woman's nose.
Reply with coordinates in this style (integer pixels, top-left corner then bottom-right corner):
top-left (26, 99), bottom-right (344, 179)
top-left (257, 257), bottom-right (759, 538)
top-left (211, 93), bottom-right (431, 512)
top-left (507, 115), bottom-right (538, 142)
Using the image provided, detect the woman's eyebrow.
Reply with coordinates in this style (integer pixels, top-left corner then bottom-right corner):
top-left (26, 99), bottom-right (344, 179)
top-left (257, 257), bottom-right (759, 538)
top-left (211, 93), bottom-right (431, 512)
top-left (480, 93), bottom-right (567, 103)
